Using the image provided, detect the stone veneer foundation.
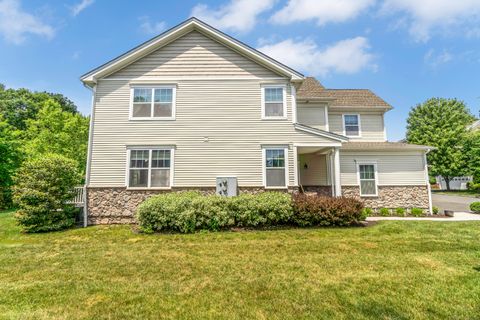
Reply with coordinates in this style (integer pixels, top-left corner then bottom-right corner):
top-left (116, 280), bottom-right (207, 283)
top-left (342, 185), bottom-right (430, 210)
top-left (87, 187), bottom-right (284, 225)
top-left (87, 185), bottom-right (430, 225)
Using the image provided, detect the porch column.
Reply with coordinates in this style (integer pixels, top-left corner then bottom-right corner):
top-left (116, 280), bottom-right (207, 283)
top-left (334, 147), bottom-right (341, 196)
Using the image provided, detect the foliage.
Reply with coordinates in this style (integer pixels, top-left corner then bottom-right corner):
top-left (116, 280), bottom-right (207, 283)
top-left (360, 207), bottom-right (373, 219)
top-left (379, 208), bottom-right (390, 216)
top-left (464, 130), bottom-right (480, 183)
top-left (136, 192), bottom-right (293, 233)
top-left (13, 154), bottom-right (81, 233)
top-left (432, 206), bottom-right (440, 214)
top-left (0, 118), bottom-right (21, 209)
top-left (22, 100), bottom-right (89, 174)
top-left (410, 208), bottom-right (424, 217)
top-left (0, 85), bottom-right (78, 131)
top-left (406, 98), bottom-right (475, 190)
top-left (470, 202), bottom-right (480, 213)
top-left (291, 194), bottom-right (364, 227)
top-left (229, 192), bottom-right (293, 227)
top-left (467, 182), bottom-right (480, 192)
top-left (395, 207), bottom-right (406, 216)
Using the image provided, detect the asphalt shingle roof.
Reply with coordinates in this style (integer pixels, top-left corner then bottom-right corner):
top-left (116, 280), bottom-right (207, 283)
top-left (297, 77), bottom-right (392, 109)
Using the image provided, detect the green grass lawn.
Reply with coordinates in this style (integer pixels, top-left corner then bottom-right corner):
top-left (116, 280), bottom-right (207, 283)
top-left (1, 211), bottom-right (480, 319)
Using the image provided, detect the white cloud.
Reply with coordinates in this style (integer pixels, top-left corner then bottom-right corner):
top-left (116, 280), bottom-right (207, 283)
top-left (0, 0), bottom-right (54, 44)
top-left (258, 37), bottom-right (375, 76)
top-left (424, 49), bottom-right (453, 68)
top-left (271, 0), bottom-right (375, 26)
top-left (381, 0), bottom-right (480, 42)
top-left (139, 17), bottom-right (167, 35)
top-left (71, 0), bottom-right (94, 16)
top-left (191, 0), bottom-right (276, 33)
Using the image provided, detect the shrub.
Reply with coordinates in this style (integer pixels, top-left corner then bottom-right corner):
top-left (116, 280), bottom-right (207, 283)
top-left (410, 208), bottom-right (424, 217)
top-left (470, 202), bottom-right (480, 213)
top-left (136, 191), bottom-right (292, 233)
top-left (360, 207), bottom-right (373, 219)
top-left (395, 208), bottom-right (406, 216)
top-left (379, 208), bottom-right (390, 216)
top-left (291, 194), bottom-right (364, 227)
top-left (467, 182), bottom-right (480, 192)
top-left (432, 206), bottom-right (440, 214)
top-left (13, 154), bottom-right (81, 233)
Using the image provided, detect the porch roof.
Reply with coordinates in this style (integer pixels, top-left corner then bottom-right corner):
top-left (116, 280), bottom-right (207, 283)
top-left (341, 142), bottom-right (434, 151)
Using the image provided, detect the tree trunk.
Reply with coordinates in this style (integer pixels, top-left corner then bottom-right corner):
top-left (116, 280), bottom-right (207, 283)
top-left (445, 177), bottom-right (451, 191)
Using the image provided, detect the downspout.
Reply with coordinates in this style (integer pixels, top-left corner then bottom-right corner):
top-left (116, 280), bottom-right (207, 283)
top-left (424, 149), bottom-right (433, 215)
top-left (83, 82), bottom-right (97, 227)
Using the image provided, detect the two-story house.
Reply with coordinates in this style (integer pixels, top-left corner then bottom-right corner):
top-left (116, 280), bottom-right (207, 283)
top-left (81, 18), bottom-right (433, 225)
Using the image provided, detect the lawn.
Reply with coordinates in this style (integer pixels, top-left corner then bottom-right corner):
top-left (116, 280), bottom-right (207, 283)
top-left (1, 211), bottom-right (480, 319)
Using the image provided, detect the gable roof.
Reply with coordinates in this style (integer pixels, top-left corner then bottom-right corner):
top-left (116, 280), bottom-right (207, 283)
top-left (80, 17), bottom-right (304, 86)
top-left (297, 77), bottom-right (393, 110)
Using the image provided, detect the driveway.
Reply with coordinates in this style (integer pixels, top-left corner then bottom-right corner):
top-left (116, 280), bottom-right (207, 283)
top-left (432, 193), bottom-right (478, 213)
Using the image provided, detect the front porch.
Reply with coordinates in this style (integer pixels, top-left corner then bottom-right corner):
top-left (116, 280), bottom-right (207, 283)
top-left (294, 144), bottom-right (342, 197)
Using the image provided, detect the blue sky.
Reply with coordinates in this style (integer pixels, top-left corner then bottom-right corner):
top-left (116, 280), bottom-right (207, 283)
top-left (0, 0), bottom-right (479, 141)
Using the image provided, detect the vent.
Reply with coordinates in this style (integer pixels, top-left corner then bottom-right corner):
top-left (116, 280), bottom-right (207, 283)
top-left (216, 177), bottom-right (237, 197)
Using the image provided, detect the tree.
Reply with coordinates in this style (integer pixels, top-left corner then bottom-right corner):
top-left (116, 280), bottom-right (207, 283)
top-left (0, 117), bottom-right (21, 208)
top-left (0, 86), bottom-right (78, 131)
top-left (22, 100), bottom-right (89, 175)
top-left (465, 130), bottom-right (480, 183)
top-left (406, 98), bottom-right (475, 190)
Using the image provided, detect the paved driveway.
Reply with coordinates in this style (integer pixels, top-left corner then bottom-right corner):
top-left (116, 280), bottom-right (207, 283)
top-left (432, 194), bottom-right (478, 213)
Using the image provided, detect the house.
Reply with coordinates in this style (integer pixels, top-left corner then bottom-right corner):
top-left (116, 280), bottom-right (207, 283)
top-left (80, 18), bottom-right (433, 225)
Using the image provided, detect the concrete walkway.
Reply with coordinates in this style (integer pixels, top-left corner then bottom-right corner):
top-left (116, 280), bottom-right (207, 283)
top-left (367, 212), bottom-right (480, 222)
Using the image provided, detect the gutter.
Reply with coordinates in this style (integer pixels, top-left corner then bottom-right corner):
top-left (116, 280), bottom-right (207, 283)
top-left (424, 148), bottom-right (433, 215)
top-left (83, 83), bottom-right (96, 227)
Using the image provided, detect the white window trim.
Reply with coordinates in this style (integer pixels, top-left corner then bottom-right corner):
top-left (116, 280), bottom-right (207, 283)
top-left (261, 84), bottom-right (287, 120)
top-left (356, 161), bottom-right (378, 197)
top-left (126, 147), bottom-right (175, 189)
top-left (262, 147), bottom-right (289, 189)
top-left (129, 85), bottom-right (176, 121)
top-left (342, 114), bottom-right (361, 137)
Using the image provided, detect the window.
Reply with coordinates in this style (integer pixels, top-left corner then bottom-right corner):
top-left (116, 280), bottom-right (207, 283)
top-left (262, 86), bottom-right (286, 118)
top-left (264, 148), bottom-right (288, 188)
top-left (343, 114), bottom-right (360, 136)
top-left (131, 87), bottom-right (175, 119)
top-left (358, 163), bottom-right (377, 196)
top-left (128, 148), bottom-right (173, 188)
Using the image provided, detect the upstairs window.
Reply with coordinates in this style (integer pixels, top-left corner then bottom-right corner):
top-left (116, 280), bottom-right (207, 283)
top-left (264, 148), bottom-right (288, 188)
top-left (262, 86), bottom-right (286, 119)
top-left (128, 148), bottom-right (173, 188)
top-left (131, 87), bottom-right (175, 119)
top-left (343, 114), bottom-right (360, 137)
top-left (358, 163), bottom-right (377, 196)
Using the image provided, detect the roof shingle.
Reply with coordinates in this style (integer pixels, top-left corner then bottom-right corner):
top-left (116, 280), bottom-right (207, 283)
top-left (297, 77), bottom-right (392, 109)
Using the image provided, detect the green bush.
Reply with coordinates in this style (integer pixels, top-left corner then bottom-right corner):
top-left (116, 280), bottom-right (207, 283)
top-left (13, 154), bottom-right (81, 233)
top-left (291, 194), bottom-right (364, 227)
top-left (432, 206), bottom-right (440, 214)
top-left (395, 208), bottom-right (406, 216)
top-left (136, 191), bottom-right (292, 233)
top-left (467, 182), bottom-right (480, 192)
top-left (360, 207), bottom-right (373, 219)
top-left (379, 208), bottom-right (390, 216)
top-left (470, 202), bottom-right (480, 213)
top-left (410, 208), bottom-right (424, 217)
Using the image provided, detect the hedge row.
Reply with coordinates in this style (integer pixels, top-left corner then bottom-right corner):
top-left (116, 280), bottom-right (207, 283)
top-left (136, 192), bottom-right (365, 233)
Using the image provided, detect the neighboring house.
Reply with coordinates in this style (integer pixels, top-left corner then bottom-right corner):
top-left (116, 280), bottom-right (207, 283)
top-left (80, 18), bottom-right (433, 225)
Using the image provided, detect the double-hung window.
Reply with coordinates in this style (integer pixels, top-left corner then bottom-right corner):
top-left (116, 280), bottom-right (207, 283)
top-left (343, 114), bottom-right (360, 137)
top-left (264, 148), bottom-right (288, 188)
top-left (128, 148), bottom-right (173, 188)
top-left (131, 86), bottom-right (175, 119)
top-left (358, 162), bottom-right (377, 196)
top-left (262, 86), bottom-right (286, 119)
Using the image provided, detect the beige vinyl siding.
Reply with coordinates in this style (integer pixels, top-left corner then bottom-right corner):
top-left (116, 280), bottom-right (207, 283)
top-left (299, 154), bottom-right (328, 185)
top-left (339, 151), bottom-right (427, 186)
top-left (329, 112), bottom-right (385, 141)
top-left (90, 79), bottom-right (337, 188)
top-left (297, 103), bottom-right (327, 130)
top-left (107, 31), bottom-right (280, 79)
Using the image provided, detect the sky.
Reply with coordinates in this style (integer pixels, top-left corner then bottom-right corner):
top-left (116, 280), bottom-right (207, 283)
top-left (0, 0), bottom-right (479, 141)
